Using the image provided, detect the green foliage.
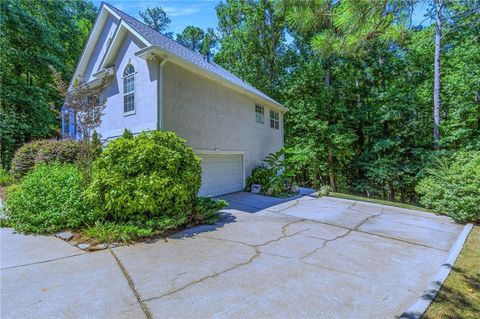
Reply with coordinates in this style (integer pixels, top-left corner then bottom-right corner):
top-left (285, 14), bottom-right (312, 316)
top-left (246, 150), bottom-right (299, 197)
top-left (86, 131), bottom-right (201, 222)
top-left (85, 221), bottom-right (154, 243)
top-left (190, 197), bottom-right (228, 225)
top-left (215, 0), bottom-right (287, 97)
top-left (416, 151), bottom-right (480, 223)
top-left (318, 185), bottom-right (332, 197)
top-left (122, 128), bottom-right (134, 139)
top-left (246, 166), bottom-right (271, 190)
top-left (0, 168), bottom-right (13, 186)
top-left (9, 139), bottom-right (84, 180)
top-left (0, 0), bottom-right (96, 169)
top-left (139, 6), bottom-right (171, 33)
top-left (2, 163), bottom-right (97, 233)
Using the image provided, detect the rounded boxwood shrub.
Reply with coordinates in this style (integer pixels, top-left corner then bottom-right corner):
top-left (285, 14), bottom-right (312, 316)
top-left (85, 131), bottom-right (201, 223)
top-left (416, 151), bottom-right (480, 223)
top-left (10, 139), bottom-right (84, 180)
top-left (3, 163), bottom-right (97, 233)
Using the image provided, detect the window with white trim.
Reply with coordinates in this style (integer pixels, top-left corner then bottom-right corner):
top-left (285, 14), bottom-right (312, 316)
top-left (270, 110), bottom-right (279, 129)
top-left (255, 104), bottom-right (264, 124)
top-left (123, 64), bottom-right (135, 114)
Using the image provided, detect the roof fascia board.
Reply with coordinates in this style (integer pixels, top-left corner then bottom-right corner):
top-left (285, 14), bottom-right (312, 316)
top-left (99, 20), bottom-right (151, 70)
top-left (69, 4), bottom-right (113, 89)
top-left (136, 47), bottom-right (287, 112)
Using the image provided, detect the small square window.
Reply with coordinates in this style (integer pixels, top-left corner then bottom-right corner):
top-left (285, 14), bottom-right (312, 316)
top-left (270, 110), bottom-right (279, 129)
top-left (255, 104), bottom-right (264, 124)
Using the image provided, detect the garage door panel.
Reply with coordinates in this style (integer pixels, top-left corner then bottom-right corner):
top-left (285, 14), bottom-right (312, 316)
top-left (198, 154), bottom-right (243, 196)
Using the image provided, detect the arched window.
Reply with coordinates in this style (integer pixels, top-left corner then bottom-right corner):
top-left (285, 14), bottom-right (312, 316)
top-left (123, 64), bottom-right (135, 114)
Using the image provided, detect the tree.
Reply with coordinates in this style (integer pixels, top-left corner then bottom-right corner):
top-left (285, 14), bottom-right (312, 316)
top-left (139, 6), bottom-right (171, 33)
top-left (50, 67), bottom-right (108, 140)
top-left (0, 0), bottom-right (96, 168)
top-left (215, 0), bottom-right (287, 97)
top-left (279, 0), bottom-right (401, 191)
top-left (433, 0), bottom-right (444, 149)
top-left (200, 28), bottom-right (218, 60)
top-left (176, 26), bottom-right (205, 52)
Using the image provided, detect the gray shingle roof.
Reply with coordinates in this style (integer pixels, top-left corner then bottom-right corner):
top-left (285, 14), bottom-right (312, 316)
top-left (104, 2), bottom-right (284, 109)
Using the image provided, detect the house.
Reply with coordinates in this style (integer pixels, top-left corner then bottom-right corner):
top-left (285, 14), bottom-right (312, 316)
top-left (66, 2), bottom-right (286, 196)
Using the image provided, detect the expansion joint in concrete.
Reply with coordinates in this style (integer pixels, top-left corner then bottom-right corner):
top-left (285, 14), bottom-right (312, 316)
top-left (109, 249), bottom-right (154, 319)
top-left (0, 252), bottom-right (86, 270)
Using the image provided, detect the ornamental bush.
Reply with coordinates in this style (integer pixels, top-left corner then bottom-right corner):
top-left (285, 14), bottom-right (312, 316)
top-left (416, 151), bottom-right (480, 223)
top-left (10, 139), bottom-right (85, 180)
top-left (246, 166), bottom-right (272, 190)
top-left (85, 131), bottom-right (201, 223)
top-left (3, 163), bottom-right (97, 233)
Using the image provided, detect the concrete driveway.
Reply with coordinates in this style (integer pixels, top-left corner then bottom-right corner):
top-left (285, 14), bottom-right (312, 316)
top-left (1, 192), bottom-right (466, 318)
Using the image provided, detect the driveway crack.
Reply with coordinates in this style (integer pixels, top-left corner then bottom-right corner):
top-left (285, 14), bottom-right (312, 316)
top-left (110, 249), bottom-right (154, 319)
top-left (144, 220), bottom-right (312, 302)
top-left (143, 247), bottom-right (260, 303)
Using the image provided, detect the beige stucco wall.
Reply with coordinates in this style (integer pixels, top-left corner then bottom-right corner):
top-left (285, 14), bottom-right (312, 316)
top-left (163, 62), bottom-right (284, 177)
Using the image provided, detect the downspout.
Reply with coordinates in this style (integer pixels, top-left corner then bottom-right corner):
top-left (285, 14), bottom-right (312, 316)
top-left (157, 57), bottom-right (168, 131)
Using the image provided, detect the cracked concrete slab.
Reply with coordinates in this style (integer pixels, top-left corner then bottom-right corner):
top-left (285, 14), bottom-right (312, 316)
top-left (0, 191), bottom-right (465, 318)
top-left (357, 215), bottom-right (459, 250)
top-left (111, 236), bottom-right (257, 301)
top-left (1, 251), bottom-right (146, 319)
top-left (1, 228), bottom-right (85, 269)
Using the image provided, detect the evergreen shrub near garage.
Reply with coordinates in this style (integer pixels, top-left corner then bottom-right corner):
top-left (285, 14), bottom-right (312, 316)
top-left (3, 163), bottom-right (97, 233)
top-left (416, 151), bottom-right (480, 223)
top-left (85, 131), bottom-right (202, 228)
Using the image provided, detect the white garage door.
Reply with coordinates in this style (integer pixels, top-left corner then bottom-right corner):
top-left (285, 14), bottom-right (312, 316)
top-left (198, 153), bottom-right (244, 196)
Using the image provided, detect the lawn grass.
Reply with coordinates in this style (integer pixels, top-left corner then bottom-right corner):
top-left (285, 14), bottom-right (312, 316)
top-left (328, 192), bottom-right (434, 213)
top-left (423, 226), bottom-right (480, 319)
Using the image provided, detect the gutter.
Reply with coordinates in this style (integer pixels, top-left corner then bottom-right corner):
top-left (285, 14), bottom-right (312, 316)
top-left (136, 46), bottom-right (287, 113)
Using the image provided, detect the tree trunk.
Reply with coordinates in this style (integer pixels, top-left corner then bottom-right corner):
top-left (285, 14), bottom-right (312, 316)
top-left (328, 149), bottom-right (336, 192)
top-left (433, 0), bottom-right (443, 150)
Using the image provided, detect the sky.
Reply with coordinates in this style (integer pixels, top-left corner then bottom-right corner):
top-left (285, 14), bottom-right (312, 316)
top-left (92, 0), bottom-right (220, 35)
top-left (92, 0), bottom-right (432, 36)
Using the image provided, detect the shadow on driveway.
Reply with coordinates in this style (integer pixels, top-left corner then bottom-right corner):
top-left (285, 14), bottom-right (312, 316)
top-left (217, 187), bottom-right (316, 213)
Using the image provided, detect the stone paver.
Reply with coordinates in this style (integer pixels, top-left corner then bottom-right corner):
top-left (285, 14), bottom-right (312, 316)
top-left (0, 193), bottom-right (465, 318)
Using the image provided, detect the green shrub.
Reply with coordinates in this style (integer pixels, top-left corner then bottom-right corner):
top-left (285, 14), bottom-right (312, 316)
top-left (86, 131), bottom-right (201, 224)
top-left (318, 185), bottom-right (332, 197)
top-left (3, 163), bottom-right (98, 233)
top-left (0, 168), bottom-right (13, 186)
top-left (190, 197), bottom-right (228, 225)
top-left (9, 139), bottom-right (84, 180)
top-left (416, 151), bottom-right (480, 223)
top-left (246, 166), bottom-right (271, 190)
top-left (85, 221), bottom-right (154, 243)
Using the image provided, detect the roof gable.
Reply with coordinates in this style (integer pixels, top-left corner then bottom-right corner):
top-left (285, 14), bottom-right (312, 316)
top-left (71, 2), bottom-right (286, 111)
top-left (102, 3), bottom-right (286, 111)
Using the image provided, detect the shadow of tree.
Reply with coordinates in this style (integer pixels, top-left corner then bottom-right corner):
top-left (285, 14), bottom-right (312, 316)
top-left (166, 212), bottom-right (237, 239)
top-left (422, 264), bottom-right (480, 319)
